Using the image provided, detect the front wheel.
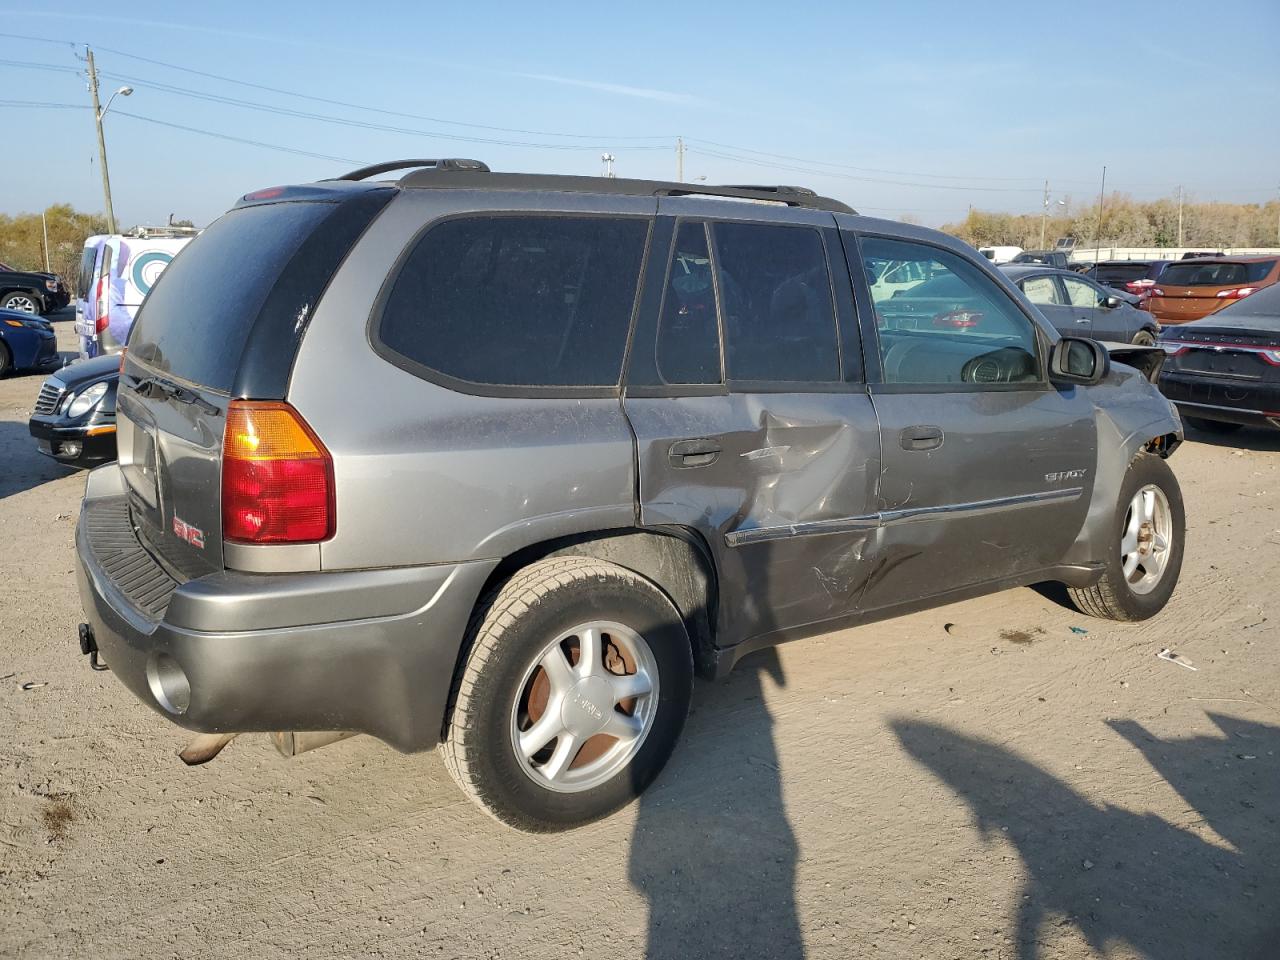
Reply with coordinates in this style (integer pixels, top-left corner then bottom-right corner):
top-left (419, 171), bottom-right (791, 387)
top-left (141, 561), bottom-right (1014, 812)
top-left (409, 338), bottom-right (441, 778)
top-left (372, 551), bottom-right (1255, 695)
top-left (441, 556), bottom-right (694, 832)
top-left (1068, 454), bottom-right (1184, 621)
top-left (0, 291), bottom-right (40, 313)
top-left (1131, 329), bottom-right (1156, 347)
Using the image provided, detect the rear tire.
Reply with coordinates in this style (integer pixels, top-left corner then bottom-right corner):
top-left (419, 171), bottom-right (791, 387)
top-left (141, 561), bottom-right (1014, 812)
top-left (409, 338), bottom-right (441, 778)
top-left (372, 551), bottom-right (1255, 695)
top-left (441, 556), bottom-right (694, 832)
top-left (0, 342), bottom-right (10, 378)
top-left (1185, 416), bottom-right (1241, 434)
top-left (1068, 454), bottom-right (1184, 621)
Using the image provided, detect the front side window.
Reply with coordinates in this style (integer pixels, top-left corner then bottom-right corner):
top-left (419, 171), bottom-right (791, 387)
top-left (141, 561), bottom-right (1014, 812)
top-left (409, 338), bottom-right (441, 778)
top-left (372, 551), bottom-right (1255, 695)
top-left (861, 237), bottom-right (1040, 386)
top-left (1062, 276), bottom-right (1102, 307)
top-left (378, 215), bottom-right (649, 388)
top-left (656, 222), bottom-right (721, 385)
top-left (713, 221), bottom-right (839, 383)
top-left (1021, 275), bottom-right (1063, 305)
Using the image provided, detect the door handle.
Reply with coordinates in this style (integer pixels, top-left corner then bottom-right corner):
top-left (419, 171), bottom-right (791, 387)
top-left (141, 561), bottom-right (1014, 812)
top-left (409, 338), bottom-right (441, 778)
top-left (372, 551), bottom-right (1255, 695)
top-left (669, 438), bottom-right (721, 468)
top-left (899, 425), bottom-right (944, 451)
top-left (1075, 317), bottom-right (1091, 324)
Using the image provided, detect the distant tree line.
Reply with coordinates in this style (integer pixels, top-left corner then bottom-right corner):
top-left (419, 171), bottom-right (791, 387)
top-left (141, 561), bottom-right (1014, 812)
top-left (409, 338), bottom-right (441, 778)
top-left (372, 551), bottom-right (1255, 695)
top-left (0, 205), bottom-right (107, 284)
top-left (941, 194), bottom-right (1280, 250)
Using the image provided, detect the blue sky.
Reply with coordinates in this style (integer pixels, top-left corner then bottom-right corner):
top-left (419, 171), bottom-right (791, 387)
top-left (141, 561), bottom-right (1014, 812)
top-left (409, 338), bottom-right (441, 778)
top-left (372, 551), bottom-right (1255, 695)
top-left (1, 0), bottom-right (1277, 228)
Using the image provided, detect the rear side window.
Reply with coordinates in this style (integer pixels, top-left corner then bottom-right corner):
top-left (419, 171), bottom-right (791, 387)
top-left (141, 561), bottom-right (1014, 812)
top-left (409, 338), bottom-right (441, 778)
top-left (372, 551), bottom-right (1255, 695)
top-left (377, 215), bottom-right (649, 389)
top-left (1160, 260), bottom-right (1276, 287)
top-left (656, 222), bottom-right (722, 385)
top-left (712, 221), bottom-right (839, 383)
top-left (129, 202), bottom-right (338, 392)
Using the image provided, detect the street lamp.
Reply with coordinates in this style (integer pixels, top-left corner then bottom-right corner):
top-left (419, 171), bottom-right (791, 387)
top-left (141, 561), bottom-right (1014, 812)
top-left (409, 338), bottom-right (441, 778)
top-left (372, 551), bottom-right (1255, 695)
top-left (101, 85), bottom-right (133, 118)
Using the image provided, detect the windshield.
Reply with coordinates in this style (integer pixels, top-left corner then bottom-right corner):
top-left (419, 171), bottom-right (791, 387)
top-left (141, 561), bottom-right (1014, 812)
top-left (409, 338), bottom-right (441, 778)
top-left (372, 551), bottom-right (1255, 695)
top-left (1160, 260), bottom-right (1276, 287)
top-left (1095, 263), bottom-right (1154, 283)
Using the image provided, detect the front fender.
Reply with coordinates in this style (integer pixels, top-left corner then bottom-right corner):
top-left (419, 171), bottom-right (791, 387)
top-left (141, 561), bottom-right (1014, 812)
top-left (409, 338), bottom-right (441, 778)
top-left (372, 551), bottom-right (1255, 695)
top-left (1059, 366), bottom-right (1182, 567)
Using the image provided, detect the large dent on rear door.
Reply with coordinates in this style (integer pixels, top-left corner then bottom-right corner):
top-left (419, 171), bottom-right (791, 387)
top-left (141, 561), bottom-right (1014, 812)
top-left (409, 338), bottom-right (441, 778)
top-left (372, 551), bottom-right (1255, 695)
top-left (1060, 363), bottom-right (1183, 566)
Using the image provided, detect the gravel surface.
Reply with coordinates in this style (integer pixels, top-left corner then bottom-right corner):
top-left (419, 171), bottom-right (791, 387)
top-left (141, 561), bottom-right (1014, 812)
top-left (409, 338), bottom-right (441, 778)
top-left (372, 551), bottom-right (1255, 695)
top-left (3, 317), bottom-right (1278, 959)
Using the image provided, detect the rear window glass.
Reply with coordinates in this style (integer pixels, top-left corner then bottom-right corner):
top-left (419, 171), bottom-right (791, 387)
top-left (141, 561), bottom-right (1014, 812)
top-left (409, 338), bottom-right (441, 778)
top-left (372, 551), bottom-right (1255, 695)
top-left (377, 215), bottom-right (649, 389)
top-left (129, 202), bottom-right (337, 391)
top-left (77, 246), bottom-right (97, 298)
top-left (1094, 263), bottom-right (1151, 283)
top-left (1160, 260), bottom-right (1276, 287)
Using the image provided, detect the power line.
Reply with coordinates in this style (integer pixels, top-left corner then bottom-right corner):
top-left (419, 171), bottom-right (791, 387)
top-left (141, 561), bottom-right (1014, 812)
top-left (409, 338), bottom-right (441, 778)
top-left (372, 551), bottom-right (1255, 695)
top-left (112, 110), bottom-right (364, 165)
top-left (86, 41), bottom-right (675, 140)
top-left (0, 99), bottom-right (87, 109)
top-left (96, 66), bottom-right (669, 152)
top-left (0, 56), bottom-right (81, 74)
top-left (688, 137), bottom-right (1073, 185)
top-left (687, 145), bottom-right (1046, 193)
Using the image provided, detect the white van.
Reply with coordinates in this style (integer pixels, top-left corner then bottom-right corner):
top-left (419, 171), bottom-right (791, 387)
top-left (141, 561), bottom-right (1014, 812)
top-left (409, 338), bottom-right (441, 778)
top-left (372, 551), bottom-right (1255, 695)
top-left (978, 245), bottom-right (1023, 265)
top-left (75, 234), bottom-right (193, 358)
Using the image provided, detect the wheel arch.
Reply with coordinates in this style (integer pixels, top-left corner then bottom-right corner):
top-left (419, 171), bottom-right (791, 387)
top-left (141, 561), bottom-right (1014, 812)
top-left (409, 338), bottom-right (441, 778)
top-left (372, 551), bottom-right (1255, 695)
top-left (475, 526), bottom-right (721, 680)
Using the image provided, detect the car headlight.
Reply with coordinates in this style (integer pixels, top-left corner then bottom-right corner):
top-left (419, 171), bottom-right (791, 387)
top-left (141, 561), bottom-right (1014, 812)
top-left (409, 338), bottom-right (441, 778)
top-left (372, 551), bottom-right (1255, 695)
top-left (66, 381), bottom-right (109, 418)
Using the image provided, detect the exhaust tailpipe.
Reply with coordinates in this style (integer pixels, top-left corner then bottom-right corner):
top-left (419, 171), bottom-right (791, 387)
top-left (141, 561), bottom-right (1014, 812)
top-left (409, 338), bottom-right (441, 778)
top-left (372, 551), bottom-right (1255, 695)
top-left (178, 732), bottom-right (238, 766)
top-left (271, 731), bottom-right (356, 758)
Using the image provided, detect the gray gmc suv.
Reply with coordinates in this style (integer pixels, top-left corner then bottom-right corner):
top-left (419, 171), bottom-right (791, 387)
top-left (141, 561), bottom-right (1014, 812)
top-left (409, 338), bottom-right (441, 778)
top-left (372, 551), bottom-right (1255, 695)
top-left (75, 160), bottom-right (1184, 831)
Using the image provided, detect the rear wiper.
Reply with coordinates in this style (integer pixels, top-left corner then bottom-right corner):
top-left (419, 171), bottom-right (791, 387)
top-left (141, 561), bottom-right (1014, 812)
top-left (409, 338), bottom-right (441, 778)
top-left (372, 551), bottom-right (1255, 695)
top-left (132, 374), bottom-right (221, 417)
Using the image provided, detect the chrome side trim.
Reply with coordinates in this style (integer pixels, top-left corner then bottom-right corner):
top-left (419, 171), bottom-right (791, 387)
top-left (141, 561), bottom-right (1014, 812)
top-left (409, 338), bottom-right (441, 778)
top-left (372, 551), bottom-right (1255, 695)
top-left (880, 487), bottom-right (1084, 524)
top-left (724, 515), bottom-right (879, 547)
top-left (723, 487), bottom-right (1084, 547)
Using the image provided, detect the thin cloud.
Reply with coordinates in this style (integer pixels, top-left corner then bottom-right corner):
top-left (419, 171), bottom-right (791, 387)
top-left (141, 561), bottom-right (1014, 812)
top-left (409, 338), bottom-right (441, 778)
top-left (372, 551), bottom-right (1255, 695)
top-left (514, 71), bottom-right (702, 105)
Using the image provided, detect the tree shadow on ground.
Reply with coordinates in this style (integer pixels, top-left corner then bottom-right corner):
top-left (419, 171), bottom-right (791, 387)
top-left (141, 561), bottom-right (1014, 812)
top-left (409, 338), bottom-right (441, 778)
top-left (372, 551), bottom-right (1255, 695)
top-left (629, 647), bottom-right (803, 960)
top-left (893, 715), bottom-right (1280, 960)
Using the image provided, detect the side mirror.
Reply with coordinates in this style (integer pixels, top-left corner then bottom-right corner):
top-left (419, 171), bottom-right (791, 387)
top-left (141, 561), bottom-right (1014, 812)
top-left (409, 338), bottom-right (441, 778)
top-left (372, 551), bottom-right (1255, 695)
top-left (1102, 295), bottom-right (1121, 309)
top-left (1050, 336), bottom-right (1109, 386)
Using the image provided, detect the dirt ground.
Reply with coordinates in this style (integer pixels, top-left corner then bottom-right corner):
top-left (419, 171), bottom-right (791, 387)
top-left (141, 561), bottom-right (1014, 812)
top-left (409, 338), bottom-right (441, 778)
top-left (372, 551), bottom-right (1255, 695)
top-left (2, 317), bottom-right (1278, 960)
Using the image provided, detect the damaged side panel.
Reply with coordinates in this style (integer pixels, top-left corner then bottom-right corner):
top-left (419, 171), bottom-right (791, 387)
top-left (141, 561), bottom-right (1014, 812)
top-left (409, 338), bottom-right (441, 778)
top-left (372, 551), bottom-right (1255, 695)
top-left (624, 391), bottom-right (883, 649)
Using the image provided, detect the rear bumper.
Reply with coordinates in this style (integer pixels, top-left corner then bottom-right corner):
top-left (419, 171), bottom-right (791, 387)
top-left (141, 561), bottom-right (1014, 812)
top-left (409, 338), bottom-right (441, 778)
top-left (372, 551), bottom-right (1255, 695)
top-left (1159, 373), bottom-right (1280, 428)
top-left (74, 464), bottom-right (496, 751)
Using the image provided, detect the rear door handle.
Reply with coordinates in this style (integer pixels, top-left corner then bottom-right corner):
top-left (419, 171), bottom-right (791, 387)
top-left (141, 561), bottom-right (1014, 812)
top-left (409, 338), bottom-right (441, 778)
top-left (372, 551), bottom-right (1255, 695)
top-left (669, 438), bottom-right (721, 468)
top-left (899, 425), bottom-right (944, 451)
top-left (1075, 317), bottom-right (1091, 323)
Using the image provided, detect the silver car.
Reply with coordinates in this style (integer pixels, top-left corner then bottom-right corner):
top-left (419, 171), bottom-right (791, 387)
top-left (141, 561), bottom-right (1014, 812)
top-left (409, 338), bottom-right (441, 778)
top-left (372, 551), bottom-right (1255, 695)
top-left (74, 160), bottom-right (1185, 831)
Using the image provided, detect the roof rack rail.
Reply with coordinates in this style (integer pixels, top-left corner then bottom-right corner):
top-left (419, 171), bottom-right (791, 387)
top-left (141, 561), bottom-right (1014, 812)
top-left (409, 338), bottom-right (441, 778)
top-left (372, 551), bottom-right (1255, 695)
top-left (394, 169), bottom-right (855, 213)
top-left (333, 158), bottom-right (491, 182)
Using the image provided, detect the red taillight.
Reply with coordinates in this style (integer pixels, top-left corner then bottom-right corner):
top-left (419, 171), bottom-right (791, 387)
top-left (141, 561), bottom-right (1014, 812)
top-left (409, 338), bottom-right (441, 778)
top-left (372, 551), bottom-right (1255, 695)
top-left (1125, 279), bottom-right (1156, 294)
top-left (1215, 286), bottom-right (1257, 299)
top-left (95, 275), bottom-right (108, 333)
top-left (221, 401), bottom-right (334, 544)
top-left (933, 309), bottom-right (983, 330)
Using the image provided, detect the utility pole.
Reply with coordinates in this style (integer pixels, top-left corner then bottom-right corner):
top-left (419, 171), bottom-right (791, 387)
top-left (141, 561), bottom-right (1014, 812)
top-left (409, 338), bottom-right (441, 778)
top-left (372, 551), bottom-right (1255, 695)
top-left (676, 137), bottom-right (685, 183)
top-left (86, 47), bottom-right (118, 235)
top-left (1176, 185), bottom-right (1184, 247)
top-left (1094, 165), bottom-right (1106, 264)
top-left (41, 211), bottom-right (50, 271)
top-left (1040, 180), bottom-right (1050, 249)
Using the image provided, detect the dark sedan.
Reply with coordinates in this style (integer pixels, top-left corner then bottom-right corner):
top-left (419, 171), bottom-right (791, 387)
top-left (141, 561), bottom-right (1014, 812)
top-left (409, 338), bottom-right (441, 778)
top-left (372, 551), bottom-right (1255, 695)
top-left (0, 308), bottom-right (60, 376)
top-left (998, 265), bottom-right (1158, 344)
top-left (28, 353), bottom-right (119, 466)
top-left (1158, 281), bottom-right (1280, 433)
